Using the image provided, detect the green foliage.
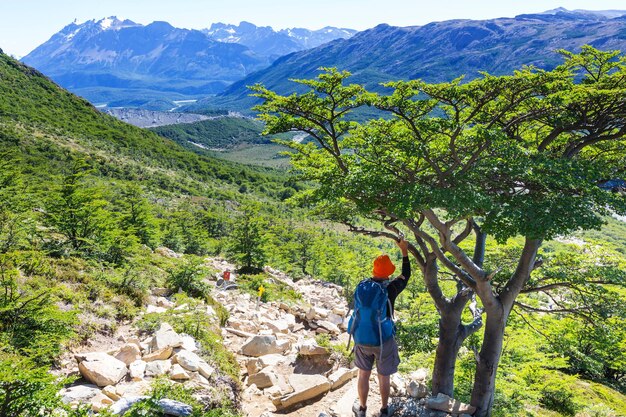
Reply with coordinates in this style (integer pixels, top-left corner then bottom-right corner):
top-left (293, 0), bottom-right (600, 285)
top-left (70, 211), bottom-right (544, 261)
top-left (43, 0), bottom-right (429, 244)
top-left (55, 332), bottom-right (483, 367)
top-left (237, 272), bottom-right (301, 304)
top-left (166, 256), bottom-right (211, 299)
top-left (0, 353), bottom-right (64, 417)
top-left (117, 184), bottom-right (159, 248)
top-left (227, 203), bottom-right (267, 273)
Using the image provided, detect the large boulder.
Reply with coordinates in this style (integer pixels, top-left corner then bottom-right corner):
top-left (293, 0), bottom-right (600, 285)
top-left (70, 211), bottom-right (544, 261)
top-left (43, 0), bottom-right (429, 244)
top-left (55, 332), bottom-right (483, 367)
top-left (426, 393), bottom-right (476, 415)
top-left (75, 352), bottom-right (128, 387)
top-left (277, 374), bottom-right (331, 409)
top-left (328, 367), bottom-right (358, 390)
top-left (241, 335), bottom-right (287, 357)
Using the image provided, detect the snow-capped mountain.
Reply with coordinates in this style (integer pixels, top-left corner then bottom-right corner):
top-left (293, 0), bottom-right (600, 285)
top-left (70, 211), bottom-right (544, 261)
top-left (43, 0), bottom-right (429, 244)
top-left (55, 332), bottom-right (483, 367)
top-left (21, 17), bottom-right (270, 106)
top-left (204, 21), bottom-right (356, 58)
top-left (21, 17), bottom-right (356, 107)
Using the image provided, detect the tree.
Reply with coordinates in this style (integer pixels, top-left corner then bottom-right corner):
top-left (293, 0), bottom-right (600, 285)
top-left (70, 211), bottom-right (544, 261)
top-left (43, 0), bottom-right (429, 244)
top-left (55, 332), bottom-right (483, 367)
top-left (44, 159), bottom-right (111, 256)
top-left (118, 184), bottom-right (158, 248)
top-left (252, 48), bottom-right (626, 416)
top-left (227, 203), bottom-right (267, 273)
top-left (0, 150), bottom-right (34, 254)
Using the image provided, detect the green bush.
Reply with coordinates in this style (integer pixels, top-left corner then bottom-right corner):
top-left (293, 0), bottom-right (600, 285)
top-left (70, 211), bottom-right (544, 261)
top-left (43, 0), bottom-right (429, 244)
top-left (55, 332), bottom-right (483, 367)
top-left (166, 256), bottom-right (211, 299)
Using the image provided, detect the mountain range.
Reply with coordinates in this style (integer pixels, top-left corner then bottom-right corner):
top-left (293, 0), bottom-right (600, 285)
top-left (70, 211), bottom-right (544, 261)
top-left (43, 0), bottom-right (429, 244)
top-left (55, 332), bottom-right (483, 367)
top-left (201, 8), bottom-right (626, 111)
top-left (203, 21), bottom-right (356, 59)
top-left (18, 9), bottom-right (626, 113)
top-left (21, 17), bottom-right (355, 108)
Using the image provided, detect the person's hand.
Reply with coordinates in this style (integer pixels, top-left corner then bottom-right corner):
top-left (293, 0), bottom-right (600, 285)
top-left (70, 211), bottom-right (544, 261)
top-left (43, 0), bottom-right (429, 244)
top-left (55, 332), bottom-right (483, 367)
top-left (396, 238), bottom-right (409, 255)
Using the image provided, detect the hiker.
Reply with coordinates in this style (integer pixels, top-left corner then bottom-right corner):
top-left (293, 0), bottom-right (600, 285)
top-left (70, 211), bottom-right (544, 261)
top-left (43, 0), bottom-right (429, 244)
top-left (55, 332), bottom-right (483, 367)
top-left (350, 239), bottom-right (410, 417)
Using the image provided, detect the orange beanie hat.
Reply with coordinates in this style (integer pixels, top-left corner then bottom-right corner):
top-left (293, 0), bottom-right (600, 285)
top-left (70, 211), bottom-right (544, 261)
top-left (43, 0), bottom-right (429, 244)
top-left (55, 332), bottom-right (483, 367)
top-left (373, 254), bottom-right (396, 278)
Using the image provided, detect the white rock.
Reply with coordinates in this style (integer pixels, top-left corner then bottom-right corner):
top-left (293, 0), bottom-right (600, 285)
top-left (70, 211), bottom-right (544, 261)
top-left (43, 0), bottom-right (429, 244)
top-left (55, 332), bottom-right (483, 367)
top-left (143, 346), bottom-right (173, 362)
top-left (115, 380), bottom-right (151, 397)
top-left (317, 321), bottom-right (340, 335)
top-left (306, 307), bottom-right (329, 320)
top-left (146, 305), bottom-right (167, 314)
top-left (391, 374), bottom-right (406, 395)
top-left (328, 367), bottom-right (358, 390)
top-left (173, 350), bottom-right (201, 372)
top-left (265, 319), bottom-right (290, 334)
top-left (145, 360), bottom-right (172, 377)
top-left (170, 364), bottom-right (190, 380)
top-left (198, 362), bottom-right (215, 379)
top-left (109, 396), bottom-right (149, 414)
top-left (115, 343), bottom-right (141, 366)
top-left (102, 385), bottom-right (121, 401)
top-left (278, 374), bottom-right (331, 409)
top-left (248, 367), bottom-right (278, 389)
top-left (180, 334), bottom-right (198, 352)
top-left (246, 358), bottom-right (262, 375)
top-left (60, 384), bottom-right (100, 403)
top-left (407, 380), bottom-right (429, 398)
top-left (150, 323), bottom-right (182, 351)
top-left (241, 335), bottom-right (286, 357)
top-left (75, 352), bottom-right (128, 387)
top-left (410, 368), bottom-right (429, 382)
top-left (426, 393), bottom-right (476, 414)
top-left (90, 392), bottom-right (114, 411)
top-left (258, 353), bottom-right (293, 368)
top-left (327, 313), bottom-right (344, 326)
top-left (129, 360), bottom-right (146, 381)
top-left (275, 338), bottom-right (292, 352)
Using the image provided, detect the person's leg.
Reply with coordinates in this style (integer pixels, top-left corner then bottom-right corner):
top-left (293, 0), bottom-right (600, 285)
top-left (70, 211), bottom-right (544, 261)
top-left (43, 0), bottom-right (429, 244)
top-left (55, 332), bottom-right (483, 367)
top-left (357, 369), bottom-right (372, 408)
top-left (377, 373), bottom-right (390, 408)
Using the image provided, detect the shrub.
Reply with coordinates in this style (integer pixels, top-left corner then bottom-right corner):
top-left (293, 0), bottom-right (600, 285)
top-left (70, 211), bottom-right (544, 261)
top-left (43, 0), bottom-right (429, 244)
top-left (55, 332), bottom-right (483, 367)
top-left (166, 256), bottom-right (210, 299)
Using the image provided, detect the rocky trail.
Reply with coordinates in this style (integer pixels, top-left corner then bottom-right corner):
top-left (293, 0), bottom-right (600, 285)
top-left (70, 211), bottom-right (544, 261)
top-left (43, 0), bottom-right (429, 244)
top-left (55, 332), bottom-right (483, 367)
top-left (58, 255), bottom-right (475, 417)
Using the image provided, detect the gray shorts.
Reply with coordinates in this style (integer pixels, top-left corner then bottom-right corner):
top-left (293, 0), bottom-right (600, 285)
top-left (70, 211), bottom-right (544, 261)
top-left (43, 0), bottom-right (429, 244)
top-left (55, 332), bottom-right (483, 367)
top-left (354, 337), bottom-right (400, 376)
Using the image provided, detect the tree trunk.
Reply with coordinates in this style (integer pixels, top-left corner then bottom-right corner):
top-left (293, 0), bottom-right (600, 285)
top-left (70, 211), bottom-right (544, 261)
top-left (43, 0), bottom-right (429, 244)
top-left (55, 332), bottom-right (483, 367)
top-left (432, 306), bottom-right (465, 395)
top-left (431, 228), bottom-right (486, 397)
top-left (470, 306), bottom-right (508, 417)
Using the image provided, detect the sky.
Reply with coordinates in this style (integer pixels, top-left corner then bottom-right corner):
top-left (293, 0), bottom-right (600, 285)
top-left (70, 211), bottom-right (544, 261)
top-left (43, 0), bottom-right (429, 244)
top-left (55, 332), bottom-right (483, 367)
top-left (2, 0), bottom-right (626, 57)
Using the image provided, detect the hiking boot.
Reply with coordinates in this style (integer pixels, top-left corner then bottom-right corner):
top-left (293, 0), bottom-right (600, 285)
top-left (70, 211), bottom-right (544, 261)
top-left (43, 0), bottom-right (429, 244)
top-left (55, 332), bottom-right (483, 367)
top-left (352, 402), bottom-right (366, 417)
top-left (379, 404), bottom-right (395, 417)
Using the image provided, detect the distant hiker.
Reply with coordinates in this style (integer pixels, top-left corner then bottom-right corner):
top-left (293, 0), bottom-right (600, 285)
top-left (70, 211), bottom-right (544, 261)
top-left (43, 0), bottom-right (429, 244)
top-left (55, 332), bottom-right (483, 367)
top-left (348, 239), bottom-right (410, 417)
top-left (223, 270), bottom-right (231, 281)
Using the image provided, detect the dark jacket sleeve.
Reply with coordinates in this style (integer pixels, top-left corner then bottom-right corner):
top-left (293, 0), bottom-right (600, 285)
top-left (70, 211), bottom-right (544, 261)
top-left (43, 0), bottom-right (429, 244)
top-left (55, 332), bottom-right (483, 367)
top-left (388, 256), bottom-right (411, 301)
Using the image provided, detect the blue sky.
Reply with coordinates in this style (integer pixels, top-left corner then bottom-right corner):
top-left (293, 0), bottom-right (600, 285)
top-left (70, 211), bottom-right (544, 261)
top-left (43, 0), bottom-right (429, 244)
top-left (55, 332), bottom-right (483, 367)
top-left (2, 0), bottom-right (626, 57)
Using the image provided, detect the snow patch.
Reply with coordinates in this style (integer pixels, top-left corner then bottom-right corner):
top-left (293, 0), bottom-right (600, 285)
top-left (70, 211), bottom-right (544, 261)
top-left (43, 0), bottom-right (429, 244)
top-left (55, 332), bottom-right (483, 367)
top-left (100, 17), bottom-right (114, 30)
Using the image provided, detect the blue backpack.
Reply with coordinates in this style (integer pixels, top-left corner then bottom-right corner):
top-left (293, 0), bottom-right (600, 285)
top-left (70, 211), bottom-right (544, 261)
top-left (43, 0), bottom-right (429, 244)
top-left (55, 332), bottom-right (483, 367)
top-left (347, 279), bottom-right (395, 352)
